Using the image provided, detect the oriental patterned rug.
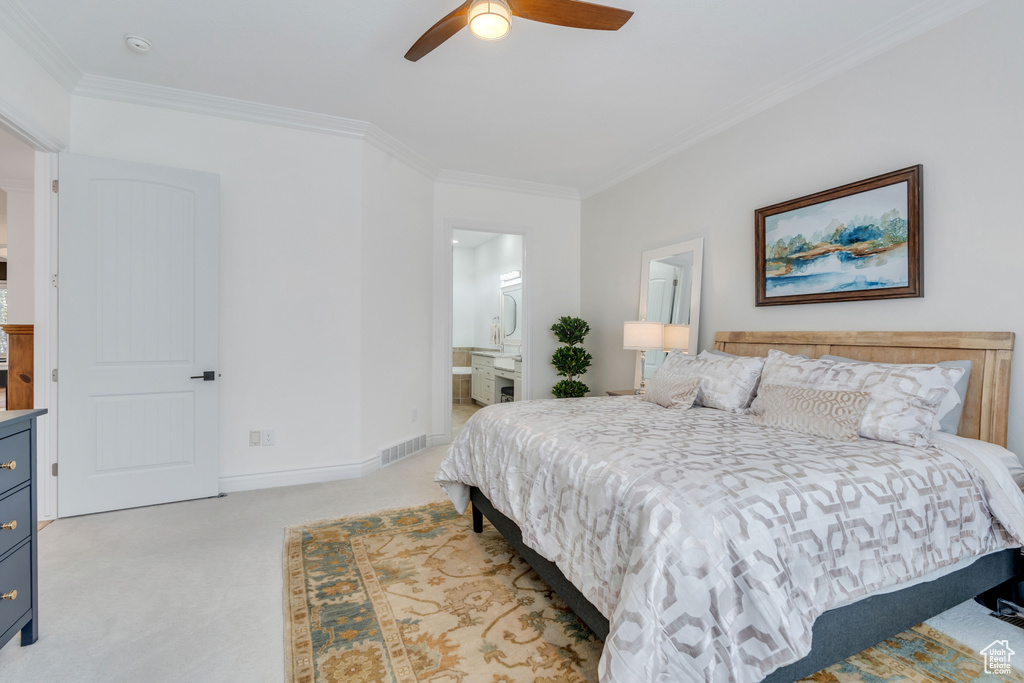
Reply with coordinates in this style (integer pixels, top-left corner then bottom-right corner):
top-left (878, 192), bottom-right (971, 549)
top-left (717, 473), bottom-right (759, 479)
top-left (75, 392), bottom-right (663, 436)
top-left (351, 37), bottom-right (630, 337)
top-left (284, 501), bottom-right (1023, 683)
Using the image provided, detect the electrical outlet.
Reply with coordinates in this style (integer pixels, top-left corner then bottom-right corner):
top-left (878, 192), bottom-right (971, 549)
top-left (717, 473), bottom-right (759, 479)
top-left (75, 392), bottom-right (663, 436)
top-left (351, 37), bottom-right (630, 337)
top-left (411, 408), bottom-right (418, 422)
top-left (262, 429), bottom-right (275, 446)
top-left (249, 430), bottom-right (261, 447)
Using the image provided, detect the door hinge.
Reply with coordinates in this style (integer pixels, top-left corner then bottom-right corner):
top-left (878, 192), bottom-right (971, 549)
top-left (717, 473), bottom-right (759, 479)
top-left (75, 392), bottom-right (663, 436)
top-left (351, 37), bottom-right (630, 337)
top-left (51, 274), bottom-right (58, 288)
top-left (51, 463), bottom-right (58, 477)
top-left (52, 179), bottom-right (58, 193)
top-left (51, 368), bottom-right (58, 382)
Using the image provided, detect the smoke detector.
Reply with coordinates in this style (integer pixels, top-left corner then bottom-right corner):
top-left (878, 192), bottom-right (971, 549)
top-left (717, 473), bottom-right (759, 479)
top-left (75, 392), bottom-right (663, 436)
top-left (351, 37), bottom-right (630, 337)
top-left (124, 34), bottom-right (152, 53)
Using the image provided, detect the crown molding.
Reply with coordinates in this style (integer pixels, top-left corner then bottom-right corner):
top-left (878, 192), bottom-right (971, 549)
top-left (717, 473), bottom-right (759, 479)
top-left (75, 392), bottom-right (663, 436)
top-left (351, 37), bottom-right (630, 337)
top-left (580, 0), bottom-right (991, 198)
top-left (0, 177), bottom-right (32, 192)
top-left (363, 125), bottom-right (440, 179)
top-left (0, 0), bottom-right (81, 92)
top-left (74, 75), bottom-right (578, 198)
top-left (75, 74), bottom-right (374, 139)
top-left (76, 75), bottom-right (445, 179)
top-left (0, 96), bottom-right (66, 152)
top-left (435, 170), bottom-right (580, 201)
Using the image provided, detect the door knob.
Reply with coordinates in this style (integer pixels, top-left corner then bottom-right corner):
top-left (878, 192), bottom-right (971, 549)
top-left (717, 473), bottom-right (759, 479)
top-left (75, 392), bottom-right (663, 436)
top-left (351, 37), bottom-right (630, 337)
top-left (190, 371), bottom-right (216, 381)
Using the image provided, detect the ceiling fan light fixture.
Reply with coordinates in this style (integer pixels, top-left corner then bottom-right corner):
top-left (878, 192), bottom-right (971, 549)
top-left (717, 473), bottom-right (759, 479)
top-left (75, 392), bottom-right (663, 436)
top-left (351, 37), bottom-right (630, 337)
top-left (468, 0), bottom-right (512, 41)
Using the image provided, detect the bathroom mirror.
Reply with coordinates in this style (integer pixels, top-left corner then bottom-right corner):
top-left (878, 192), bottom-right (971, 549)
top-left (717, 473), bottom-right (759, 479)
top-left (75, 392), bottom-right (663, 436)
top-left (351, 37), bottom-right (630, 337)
top-left (500, 283), bottom-right (522, 345)
top-left (634, 238), bottom-right (704, 388)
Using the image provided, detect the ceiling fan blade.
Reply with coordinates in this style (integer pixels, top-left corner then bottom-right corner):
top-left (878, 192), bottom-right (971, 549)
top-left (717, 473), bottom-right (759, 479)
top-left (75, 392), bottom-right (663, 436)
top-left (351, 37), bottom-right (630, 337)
top-left (508, 0), bottom-right (633, 30)
top-left (405, 1), bottom-right (472, 62)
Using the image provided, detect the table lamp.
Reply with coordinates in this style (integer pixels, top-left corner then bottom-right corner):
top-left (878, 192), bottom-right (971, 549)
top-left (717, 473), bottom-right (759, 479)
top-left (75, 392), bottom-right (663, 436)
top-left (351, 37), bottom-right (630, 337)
top-left (623, 320), bottom-right (665, 395)
top-left (663, 324), bottom-right (691, 354)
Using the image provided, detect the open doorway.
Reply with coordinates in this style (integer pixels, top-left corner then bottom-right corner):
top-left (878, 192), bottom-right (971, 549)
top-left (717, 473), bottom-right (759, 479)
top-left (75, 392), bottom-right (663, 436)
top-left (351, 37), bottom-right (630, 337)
top-left (0, 126), bottom-right (38, 412)
top-left (451, 229), bottom-right (524, 439)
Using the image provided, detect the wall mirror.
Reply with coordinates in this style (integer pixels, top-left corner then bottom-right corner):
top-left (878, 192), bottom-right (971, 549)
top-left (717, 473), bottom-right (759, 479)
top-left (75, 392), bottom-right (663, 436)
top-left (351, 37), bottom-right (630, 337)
top-left (634, 238), bottom-right (704, 388)
top-left (500, 283), bottom-right (522, 347)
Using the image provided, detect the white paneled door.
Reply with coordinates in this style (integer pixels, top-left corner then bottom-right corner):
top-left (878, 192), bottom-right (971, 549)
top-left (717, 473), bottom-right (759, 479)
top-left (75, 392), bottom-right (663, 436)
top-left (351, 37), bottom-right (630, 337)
top-left (57, 153), bottom-right (220, 517)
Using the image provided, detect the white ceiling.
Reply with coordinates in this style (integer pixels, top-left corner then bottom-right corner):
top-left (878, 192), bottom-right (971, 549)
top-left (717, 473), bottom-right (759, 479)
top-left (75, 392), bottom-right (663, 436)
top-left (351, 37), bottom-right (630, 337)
top-left (10, 0), bottom-right (988, 193)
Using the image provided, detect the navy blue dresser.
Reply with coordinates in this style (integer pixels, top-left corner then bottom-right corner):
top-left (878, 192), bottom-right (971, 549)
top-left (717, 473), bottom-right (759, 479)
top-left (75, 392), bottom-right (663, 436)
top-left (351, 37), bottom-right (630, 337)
top-left (0, 409), bottom-right (47, 651)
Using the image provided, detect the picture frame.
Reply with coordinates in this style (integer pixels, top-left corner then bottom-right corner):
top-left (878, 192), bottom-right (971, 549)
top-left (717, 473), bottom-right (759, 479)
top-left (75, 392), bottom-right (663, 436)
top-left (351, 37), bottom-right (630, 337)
top-left (755, 165), bottom-right (922, 306)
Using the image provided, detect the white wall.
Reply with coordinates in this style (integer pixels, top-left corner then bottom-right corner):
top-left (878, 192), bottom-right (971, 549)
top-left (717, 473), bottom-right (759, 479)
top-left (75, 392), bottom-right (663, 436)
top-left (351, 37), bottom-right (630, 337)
top-left (69, 96), bottom-right (368, 479)
top-left (360, 142), bottom-right (434, 457)
top-left (432, 182), bottom-right (581, 439)
top-left (4, 186), bottom-right (32, 322)
top-left (452, 246), bottom-right (476, 348)
top-left (581, 0), bottom-right (1024, 454)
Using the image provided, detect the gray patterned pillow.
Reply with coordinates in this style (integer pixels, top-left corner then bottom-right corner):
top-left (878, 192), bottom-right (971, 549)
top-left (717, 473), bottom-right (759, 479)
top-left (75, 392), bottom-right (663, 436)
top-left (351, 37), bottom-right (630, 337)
top-left (751, 350), bottom-right (965, 448)
top-left (750, 384), bottom-right (870, 442)
top-left (691, 351), bottom-right (766, 412)
top-left (660, 350), bottom-right (699, 373)
top-left (655, 351), bottom-right (766, 411)
top-left (642, 371), bottom-right (702, 410)
top-left (820, 355), bottom-right (971, 434)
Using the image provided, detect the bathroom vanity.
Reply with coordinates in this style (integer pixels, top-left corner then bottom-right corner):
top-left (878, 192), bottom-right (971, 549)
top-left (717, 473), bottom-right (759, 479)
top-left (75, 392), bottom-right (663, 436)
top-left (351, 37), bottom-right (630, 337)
top-left (470, 352), bottom-right (522, 406)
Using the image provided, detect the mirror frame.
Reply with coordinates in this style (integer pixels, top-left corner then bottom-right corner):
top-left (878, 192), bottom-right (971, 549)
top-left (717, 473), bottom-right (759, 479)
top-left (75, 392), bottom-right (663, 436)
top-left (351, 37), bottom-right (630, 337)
top-left (500, 282), bottom-right (522, 342)
top-left (633, 237), bottom-right (704, 389)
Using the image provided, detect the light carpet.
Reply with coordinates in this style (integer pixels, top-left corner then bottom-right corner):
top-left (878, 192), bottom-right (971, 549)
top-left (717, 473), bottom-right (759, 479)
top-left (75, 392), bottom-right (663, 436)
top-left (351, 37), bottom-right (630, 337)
top-left (285, 501), bottom-right (1024, 682)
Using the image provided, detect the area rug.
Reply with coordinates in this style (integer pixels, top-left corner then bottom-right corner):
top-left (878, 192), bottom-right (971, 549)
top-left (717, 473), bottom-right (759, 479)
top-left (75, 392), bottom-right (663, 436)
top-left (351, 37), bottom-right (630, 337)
top-left (284, 501), bottom-right (1024, 682)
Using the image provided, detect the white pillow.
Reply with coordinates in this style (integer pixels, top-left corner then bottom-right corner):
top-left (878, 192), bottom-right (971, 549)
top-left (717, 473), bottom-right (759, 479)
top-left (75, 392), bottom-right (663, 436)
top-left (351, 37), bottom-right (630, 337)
top-left (751, 350), bottom-right (965, 448)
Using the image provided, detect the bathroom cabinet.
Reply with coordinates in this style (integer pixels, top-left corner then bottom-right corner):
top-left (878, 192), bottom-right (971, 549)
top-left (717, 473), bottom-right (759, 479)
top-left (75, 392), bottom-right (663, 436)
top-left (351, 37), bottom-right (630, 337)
top-left (471, 354), bottom-right (495, 406)
top-left (471, 354), bottom-right (522, 406)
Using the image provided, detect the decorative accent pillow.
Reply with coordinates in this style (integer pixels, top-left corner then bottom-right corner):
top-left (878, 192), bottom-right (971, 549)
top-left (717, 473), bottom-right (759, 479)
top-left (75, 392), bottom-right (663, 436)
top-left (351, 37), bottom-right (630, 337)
top-left (642, 371), bottom-right (702, 410)
top-left (750, 350), bottom-right (965, 448)
top-left (750, 384), bottom-right (870, 442)
top-left (820, 355), bottom-right (971, 435)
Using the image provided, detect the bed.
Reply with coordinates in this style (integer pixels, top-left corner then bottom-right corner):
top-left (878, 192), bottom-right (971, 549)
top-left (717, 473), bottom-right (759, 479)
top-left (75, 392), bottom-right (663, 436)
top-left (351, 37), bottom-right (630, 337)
top-left (436, 330), bottom-right (1022, 682)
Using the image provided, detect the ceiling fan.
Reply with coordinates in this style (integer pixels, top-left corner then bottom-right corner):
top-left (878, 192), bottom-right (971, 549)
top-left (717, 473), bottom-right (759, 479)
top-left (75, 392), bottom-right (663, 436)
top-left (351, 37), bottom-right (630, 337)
top-left (405, 0), bottom-right (634, 62)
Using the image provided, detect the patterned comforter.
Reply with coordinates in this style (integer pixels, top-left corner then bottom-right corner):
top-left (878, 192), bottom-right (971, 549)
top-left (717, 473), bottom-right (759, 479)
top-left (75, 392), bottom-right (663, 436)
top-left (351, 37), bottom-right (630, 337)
top-left (435, 396), bottom-right (1024, 683)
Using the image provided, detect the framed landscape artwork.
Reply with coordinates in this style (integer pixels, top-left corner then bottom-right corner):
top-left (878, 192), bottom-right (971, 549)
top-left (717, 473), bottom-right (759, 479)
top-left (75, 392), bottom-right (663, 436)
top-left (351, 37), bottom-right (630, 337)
top-left (755, 165), bottom-right (922, 306)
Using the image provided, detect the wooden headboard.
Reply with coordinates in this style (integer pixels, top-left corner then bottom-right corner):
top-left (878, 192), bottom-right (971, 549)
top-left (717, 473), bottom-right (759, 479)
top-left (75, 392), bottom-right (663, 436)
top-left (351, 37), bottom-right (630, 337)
top-left (715, 331), bottom-right (1015, 447)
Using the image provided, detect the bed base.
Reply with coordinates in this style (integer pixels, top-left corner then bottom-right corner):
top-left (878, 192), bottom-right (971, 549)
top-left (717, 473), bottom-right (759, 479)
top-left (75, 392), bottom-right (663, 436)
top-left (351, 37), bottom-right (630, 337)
top-left (470, 486), bottom-right (1022, 682)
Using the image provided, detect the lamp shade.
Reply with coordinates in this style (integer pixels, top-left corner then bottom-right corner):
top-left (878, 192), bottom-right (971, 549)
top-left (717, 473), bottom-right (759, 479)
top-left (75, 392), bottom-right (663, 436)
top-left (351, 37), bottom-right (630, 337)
top-left (623, 321), bottom-right (665, 350)
top-left (663, 324), bottom-right (691, 352)
top-left (468, 0), bottom-right (511, 40)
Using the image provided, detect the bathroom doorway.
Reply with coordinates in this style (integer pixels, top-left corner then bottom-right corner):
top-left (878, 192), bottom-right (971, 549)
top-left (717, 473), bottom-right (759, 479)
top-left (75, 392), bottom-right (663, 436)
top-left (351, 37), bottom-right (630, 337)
top-left (450, 229), bottom-right (525, 439)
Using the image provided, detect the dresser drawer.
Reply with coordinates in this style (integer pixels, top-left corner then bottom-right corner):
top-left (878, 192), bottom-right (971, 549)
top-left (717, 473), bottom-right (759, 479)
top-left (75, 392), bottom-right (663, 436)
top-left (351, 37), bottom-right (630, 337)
top-left (0, 542), bottom-right (31, 635)
top-left (0, 431), bottom-right (30, 496)
top-left (0, 487), bottom-right (30, 558)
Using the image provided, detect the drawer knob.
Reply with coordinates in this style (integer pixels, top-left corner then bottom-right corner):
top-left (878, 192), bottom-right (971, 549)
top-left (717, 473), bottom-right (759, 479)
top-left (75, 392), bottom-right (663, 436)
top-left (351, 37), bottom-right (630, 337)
top-left (0, 461), bottom-right (14, 470)
top-left (1, 590), bottom-right (15, 601)
top-left (0, 520), bottom-right (15, 531)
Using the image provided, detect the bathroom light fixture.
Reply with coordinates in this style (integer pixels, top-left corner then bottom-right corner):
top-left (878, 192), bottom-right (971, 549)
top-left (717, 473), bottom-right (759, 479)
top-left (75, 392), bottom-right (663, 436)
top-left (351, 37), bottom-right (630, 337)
top-left (623, 320), bottom-right (664, 395)
top-left (124, 34), bottom-right (152, 53)
top-left (468, 0), bottom-right (512, 41)
top-left (452, 239), bottom-right (459, 244)
top-left (500, 270), bottom-right (521, 283)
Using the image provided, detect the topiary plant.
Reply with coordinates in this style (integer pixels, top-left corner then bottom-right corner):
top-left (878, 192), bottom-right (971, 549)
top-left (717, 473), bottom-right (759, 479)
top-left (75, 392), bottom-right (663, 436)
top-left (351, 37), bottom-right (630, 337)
top-left (550, 316), bottom-right (593, 398)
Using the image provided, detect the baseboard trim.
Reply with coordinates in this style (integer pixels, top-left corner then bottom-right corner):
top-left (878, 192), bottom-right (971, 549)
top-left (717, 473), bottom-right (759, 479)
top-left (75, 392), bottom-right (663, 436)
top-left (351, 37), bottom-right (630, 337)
top-left (428, 434), bottom-right (450, 448)
top-left (219, 457), bottom-right (380, 494)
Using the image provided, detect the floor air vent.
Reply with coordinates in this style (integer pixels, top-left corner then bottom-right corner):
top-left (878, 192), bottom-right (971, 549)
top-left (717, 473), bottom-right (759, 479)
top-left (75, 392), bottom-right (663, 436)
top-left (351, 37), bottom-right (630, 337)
top-left (990, 599), bottom-right (1024, 631)
top-left (380, 434), bottom-right (427, 467)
